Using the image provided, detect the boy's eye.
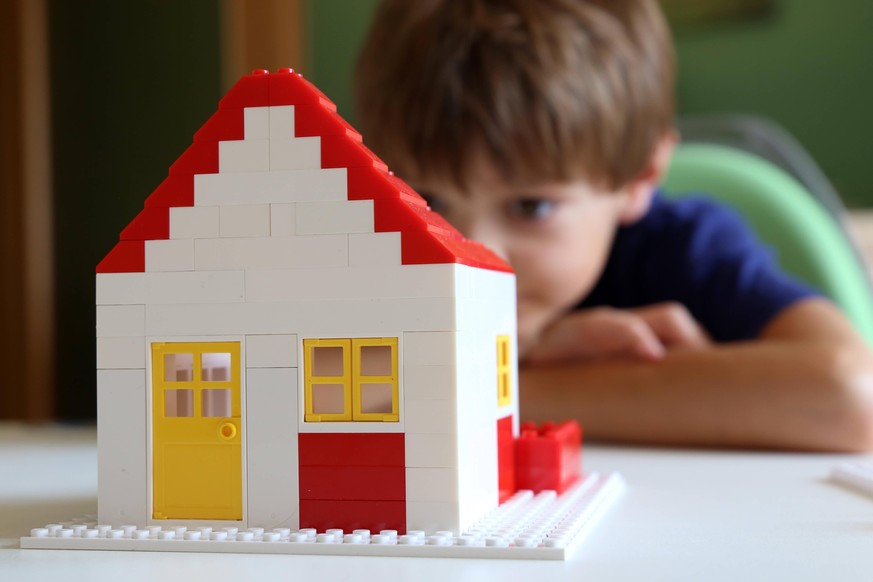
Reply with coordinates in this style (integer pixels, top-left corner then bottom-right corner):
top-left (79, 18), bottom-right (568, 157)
top-left (507, 199), bottom-right (556, 221)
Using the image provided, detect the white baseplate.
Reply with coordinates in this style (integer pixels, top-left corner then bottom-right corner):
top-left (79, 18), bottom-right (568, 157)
top-left (21, 472), bottom-right (624, 560)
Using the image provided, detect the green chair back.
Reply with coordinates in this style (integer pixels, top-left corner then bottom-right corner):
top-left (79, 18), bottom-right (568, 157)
top-left (663, 143), bottom-right (873, 344)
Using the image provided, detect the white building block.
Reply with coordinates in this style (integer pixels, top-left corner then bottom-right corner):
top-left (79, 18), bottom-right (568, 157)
top-left (96, 337), bottom-right (146, 369)
top-left (219, 140), bottom-right (270, 173)
top-left (244, 107), bottom-right (270, 140)
top-left (220, 204), bottom-right (270, 238)
top-left (296, 201), bottom-right (374, 235)
top-left (406, 433), bottom-right (457, 468)
top-left (145, 239), bottom-right (194, 272)
top-left (270, 137), bottom-right (321, 171)
top-left (194, 168), bottom-right (347, 206)
top-left (246, 368), bottom-right (299, 529)
top-left (270, 204), bottom-right (296, 236)
top-left (406, 500), bottom-right (462, 534)
top-left (194, 235), bottom-right (348, 271)
top-left (96, 273), bottom-right (146, 305)
top-left (404, 399), bottom-right (457, 436)
top-left (403, 365), bottom-right (457, 402)
top-left (406, 468), bottom-right (459, 503)
top-left (96, 305), bottom-right (145, 337)
top-left (246, 334), bottom-right (298, 368)
top-left (97, 369), bottom-right (148, 526)
top-left (403, 331), bottom-right (456, 366)
top-left (348, 232), bottom-right (401, 266)
top-left (146, 298), bottom-right (457, 337)
top-left (245, 264), bottom-right (456, 302)
top-left (142, 271), bottom-right (245, 304)
top-left (269, 105), bottom-right (295, 141)
top-left (169, 206), bottom-right (220, 239)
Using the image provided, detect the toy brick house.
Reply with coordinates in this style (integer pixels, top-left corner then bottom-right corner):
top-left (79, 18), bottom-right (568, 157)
top-left (94, 69), bottom-right (521, 535)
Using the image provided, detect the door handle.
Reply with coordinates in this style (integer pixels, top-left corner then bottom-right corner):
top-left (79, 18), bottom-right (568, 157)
top-left (218, 422), bottom-right (237, 440)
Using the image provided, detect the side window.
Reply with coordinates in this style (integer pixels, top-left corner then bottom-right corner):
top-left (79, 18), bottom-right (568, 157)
top-left (497, 335), bottom-right (511, 407)
top-left (303, 338), bottom-right (399, 422)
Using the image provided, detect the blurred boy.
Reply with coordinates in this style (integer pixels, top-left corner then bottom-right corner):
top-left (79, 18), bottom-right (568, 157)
top-left (354, 0), bottom-right (873, 450)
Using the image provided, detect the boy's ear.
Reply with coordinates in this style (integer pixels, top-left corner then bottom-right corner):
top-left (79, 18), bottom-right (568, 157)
top-left (618, 130), bottom-right (678, 225)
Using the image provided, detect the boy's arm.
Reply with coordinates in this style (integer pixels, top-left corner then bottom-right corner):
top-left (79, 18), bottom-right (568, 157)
top-left (519, 298), bottom-right (873, 451)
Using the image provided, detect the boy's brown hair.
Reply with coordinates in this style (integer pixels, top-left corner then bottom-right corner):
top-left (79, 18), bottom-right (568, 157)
top-left (355, 0), bottom-right (675, 191)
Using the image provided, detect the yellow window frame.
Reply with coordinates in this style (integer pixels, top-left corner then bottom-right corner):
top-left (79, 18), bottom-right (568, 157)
top-left (352, 337), bottom-right (399, 422)
top-left (303, 338), bottom-right (352, 422)
top-left (303, 337), bottom-right (399, 422)
top-left (497, 335), bottom-right (512, 407)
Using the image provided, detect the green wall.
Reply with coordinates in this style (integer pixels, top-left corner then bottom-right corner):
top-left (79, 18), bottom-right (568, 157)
top-left (307, 0), bottom-right (380, 123)
top-left (307, 0), bottom-right (873, 206)
top-left (50, 0), bottom-right (222, 419)
top-left (673, 0), bottom-right (873, 207)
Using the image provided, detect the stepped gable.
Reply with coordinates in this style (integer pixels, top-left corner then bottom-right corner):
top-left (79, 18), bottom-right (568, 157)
top-left (97, 68), bottom-right (511, 274)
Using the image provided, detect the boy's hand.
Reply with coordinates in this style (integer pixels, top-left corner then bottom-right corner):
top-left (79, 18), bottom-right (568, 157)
top-left (523, 302), bottom-right (711, 364)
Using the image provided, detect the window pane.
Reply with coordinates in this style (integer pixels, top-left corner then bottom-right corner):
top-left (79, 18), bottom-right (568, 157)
top-left (164, 353), bottom-right (193, 382)
top-left (312, 383), bottom-right (345, 414)
top-left (202, 352), bottom-right (231, 382)
top-left (165, 389), bottom-right (194, 417)
top-left (312, 346), bottom-right (344, 376)
top-left (359, 383), bottom-right (393, 414)
top-left (360, 345), bottom-right (392, 376)
top-left (202, 389), bottom-right (232, 417)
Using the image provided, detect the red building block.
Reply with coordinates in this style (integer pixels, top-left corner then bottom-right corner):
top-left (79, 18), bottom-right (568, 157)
top-left (294, 103), bottom-right (361, 140)
top-left (298, 433), bottom-right (405, 467)
top-left (497, 416), bottom-right (516, 503)
top-left (319, 134), bottom-right (388, 171)
top-left (144, 174), bottom-right (195, 208)
top-left (96, 240), bottom-right (145, 274)
top-left (299, 500), bottom-right (406, 534)
top-left (515, 421), bottom-right (582, 494)
top-left (193, 108), bottom-right (245, 143)
top-left (346, 166), bottom-right (427, 206)
top-left (168, 141), bottom-right (220, 176)
top-left (120, 207), bottom-right (170, 241)
top-left (298, 466), bottom-right (406, 501)
top-left (269, 68), bottom-right (336, 110)
top-left (219, 69), bottom-right (270, 110)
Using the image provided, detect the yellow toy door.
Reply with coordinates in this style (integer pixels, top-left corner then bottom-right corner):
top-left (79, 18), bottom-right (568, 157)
top-left (151, 342), bottom-right (242, 520)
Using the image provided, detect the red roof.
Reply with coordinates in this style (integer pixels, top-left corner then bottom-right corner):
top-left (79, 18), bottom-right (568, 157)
top-left (97, 68), bottom-right (512, 274)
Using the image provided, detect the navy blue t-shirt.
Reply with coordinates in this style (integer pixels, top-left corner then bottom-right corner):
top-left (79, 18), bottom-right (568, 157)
top-left (578, 192), bottom-right (818, 342)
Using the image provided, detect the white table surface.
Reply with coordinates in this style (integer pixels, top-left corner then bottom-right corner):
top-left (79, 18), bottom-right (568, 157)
top-left (1, 423), bottom-right (872, 581)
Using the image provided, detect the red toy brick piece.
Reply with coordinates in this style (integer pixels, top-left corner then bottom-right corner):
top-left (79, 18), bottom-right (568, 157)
top-left (299, 500), bottom-right (406, 534)
top-left (219, 69), bottom-right (270, 110)
top-left (144, 174), bottom-right (195, 208)
top-left (319, 134), bottom-right (388, 171)
top-left (96, 240), bottom-right (145, 274)
top-left (372, 198), bottom-right (455, 237)
top-left (294, 103), bottom-right (361, 141)
top-left (347, 166), bottom-right (427, 206)
top-left (269, 68), bottom-right (336, 110)
top-left (515, 420), bottom-right (582, 494)
top-left (194, 108), bottom-right (245, 143)
top-left (299, 466), bottom-right (406, 501)
top-left (497, 416), bottom-right (516, 503)
top-left (298, 433), bottom-right (405, 467)
top-left (120, 207), bottom-right (170, 241)
top-left (168, 141), bottom-right (220, 176)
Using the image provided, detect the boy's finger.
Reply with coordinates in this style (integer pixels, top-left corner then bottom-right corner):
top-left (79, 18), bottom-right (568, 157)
top-left (632, 302), bottom-right (710, 349)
